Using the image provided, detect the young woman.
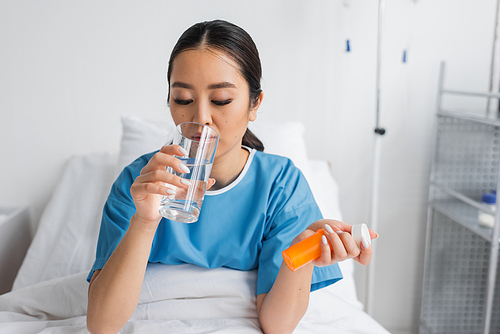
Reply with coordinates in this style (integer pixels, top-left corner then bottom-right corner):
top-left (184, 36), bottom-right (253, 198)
top-left (86, 19), bottom-right (376, 334)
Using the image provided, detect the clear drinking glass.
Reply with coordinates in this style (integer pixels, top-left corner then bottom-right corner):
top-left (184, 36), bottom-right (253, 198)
top-left (159, 122), bottom-right (219, 223)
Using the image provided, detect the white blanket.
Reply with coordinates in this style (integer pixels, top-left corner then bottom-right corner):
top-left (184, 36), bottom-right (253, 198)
top-left (0, 264), bottom-right (389, 334)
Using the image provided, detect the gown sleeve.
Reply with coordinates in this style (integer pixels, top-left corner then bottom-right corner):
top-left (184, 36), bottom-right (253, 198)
top-left (86, 154), bottom-right (151, 282)
top-left (256, 165), bottom-right (343, 295)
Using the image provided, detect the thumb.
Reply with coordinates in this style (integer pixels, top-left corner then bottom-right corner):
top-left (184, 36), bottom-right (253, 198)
top-left (207, 178), bottom-right (216, 190)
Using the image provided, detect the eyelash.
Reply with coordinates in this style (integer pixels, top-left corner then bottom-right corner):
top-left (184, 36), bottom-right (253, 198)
top-left (173, 99), bottom-right (193, 105)
top-left (212, 99), bottom-right (232, 106)
top-left (173, 99), bottom-right (232, 106)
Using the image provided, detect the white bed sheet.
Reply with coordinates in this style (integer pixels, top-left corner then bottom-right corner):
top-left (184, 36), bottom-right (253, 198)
top-left (12, 152), bottom-right (118, 290)
top-left (1, 264), bottom-right (389, 334)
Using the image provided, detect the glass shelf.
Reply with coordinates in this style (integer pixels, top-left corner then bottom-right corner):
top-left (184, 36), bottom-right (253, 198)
top-left (438, 110), bottom-right (500, 127)
top-left (431, 182), bottom-right (496, 215)
top-left (431, 198), bottom-right (496, 243)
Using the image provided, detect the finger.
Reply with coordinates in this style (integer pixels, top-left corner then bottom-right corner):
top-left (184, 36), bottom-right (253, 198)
top-left (368, 229), bottom-right (379, 240)
top-left (131, 181), bottom-right (176, 198)
top-left (324, 229), bottom-right (347, 262)
top-left (316, 235), bottom-right (332, 266)
top-left (336, 231), bottom-right (360, 259)
top-left (135, 169), bottom-right (191, 189)
top-left (207, 178), bottom-right (216, 190)
top-left (324, 219), bottom-right (379, 240)
top-left (159, 144), bottom-right (189, 157)
top-left (142, 150), bottom-right (191, 175)
top-left (356, 241), bottom-right (373, 266)
top-left (321, 219), bottom-right (351, 233)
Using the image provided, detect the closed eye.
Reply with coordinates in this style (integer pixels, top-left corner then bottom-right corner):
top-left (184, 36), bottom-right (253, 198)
top-left (211, 99), bottom-right (232, 106)
top-left (173, 99), bottom-right (193, 105)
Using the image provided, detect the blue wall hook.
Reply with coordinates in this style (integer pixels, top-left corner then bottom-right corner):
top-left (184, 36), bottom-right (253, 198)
top-left (402, 50), bottom-right (407, 63)
top-left (346, 39), bottom-right (351, 52)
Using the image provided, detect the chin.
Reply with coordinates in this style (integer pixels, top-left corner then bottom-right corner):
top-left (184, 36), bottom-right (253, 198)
top-left (214, 142), bottom-right (244, 159)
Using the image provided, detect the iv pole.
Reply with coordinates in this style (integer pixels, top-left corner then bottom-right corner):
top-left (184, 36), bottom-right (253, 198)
top-left (366, 0), bottom-right (386, 316)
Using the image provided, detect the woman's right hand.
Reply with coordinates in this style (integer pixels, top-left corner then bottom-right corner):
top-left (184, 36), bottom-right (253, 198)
top-left (129, 145), bottom-right (193, 227)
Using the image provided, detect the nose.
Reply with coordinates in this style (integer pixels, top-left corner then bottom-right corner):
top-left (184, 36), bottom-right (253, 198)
top-left (191, 101), bottom-right (212, 126)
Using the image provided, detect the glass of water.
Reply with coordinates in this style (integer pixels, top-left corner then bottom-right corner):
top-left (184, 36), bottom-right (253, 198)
top-left (159, 122), bottom-right (219, 223)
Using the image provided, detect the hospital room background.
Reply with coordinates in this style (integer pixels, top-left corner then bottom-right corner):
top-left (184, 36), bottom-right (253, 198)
top-left (1, 1), bottom-right (499, 333)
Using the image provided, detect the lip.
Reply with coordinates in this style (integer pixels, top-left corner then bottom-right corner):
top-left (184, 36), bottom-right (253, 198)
top-left (191, 132), bottom-right (217, 143)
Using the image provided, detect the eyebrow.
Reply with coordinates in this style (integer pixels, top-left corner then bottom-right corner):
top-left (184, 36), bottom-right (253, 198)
top-left (208, 82), bottom-right (237, 89)
top-left (171, 81), bottom-right (236, 90)
top-left (171, 82), bottom-right (193, 89)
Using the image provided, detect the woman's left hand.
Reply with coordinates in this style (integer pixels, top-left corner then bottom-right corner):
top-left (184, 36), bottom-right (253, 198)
top-left (292, 219), bottom-right (377, 267)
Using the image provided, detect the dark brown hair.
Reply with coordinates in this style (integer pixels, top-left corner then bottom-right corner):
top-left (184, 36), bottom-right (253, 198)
top-left (167, 20), bottom-right (264, 151)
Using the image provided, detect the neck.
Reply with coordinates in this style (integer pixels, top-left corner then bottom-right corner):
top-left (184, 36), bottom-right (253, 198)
top-left (209, 146), bottom-right (250, 190)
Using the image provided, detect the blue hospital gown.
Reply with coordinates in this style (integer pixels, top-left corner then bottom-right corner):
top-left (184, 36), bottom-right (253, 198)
top-left (87, 147), bottom-right (342, 295)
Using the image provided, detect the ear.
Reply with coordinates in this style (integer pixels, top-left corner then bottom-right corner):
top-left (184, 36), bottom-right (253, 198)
top-left (249, 91), bottom-right (264, 122)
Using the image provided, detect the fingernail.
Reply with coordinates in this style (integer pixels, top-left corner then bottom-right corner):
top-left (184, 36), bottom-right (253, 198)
top-left (324, 224), bottom-right (334, 233)
top-left (181, 179), bottom-right (191, 186)
top-left (322, 235), bottom-right (328, 245)
top-left (212, 178), bottom-right (216, 185)
top-left (362, 236), bottom-right (371, 248)
top-left (335, 231), bottom-right (345, 235)
top-left (179, 163), bottom-right (190, 174)
top-left (179, 147), bottom-right (189, 156)
top-left (166, 188), bottom-right (176, 195)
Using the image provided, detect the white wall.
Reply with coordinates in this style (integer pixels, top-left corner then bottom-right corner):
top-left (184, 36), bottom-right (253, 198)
top-left (1, 1), bottom-right (498, 333)
top-left (372, 2), bottom-right (498, 333)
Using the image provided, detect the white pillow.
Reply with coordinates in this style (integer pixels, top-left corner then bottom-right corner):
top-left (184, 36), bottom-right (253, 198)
top-left (117, 115), bottom-right (312, 180)
top-left (117, 114), bottom-right (176, 172)
top-left (248, 121), bottom-right (312, 181)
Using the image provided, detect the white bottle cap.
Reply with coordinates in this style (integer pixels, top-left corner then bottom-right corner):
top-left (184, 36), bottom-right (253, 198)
top-left (351, 223), bottom-right (371, 248)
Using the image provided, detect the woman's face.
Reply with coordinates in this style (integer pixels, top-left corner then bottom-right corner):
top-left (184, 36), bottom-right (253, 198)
top-left (169, 48), bottom-right (261, 159)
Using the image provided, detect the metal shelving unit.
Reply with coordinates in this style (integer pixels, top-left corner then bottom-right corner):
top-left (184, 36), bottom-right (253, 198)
top-left (420, 63), bottom-right (500, 334)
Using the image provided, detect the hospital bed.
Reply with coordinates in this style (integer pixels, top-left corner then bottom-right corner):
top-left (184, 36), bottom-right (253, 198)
top-left (0, 115), bottom-right (390, 333)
